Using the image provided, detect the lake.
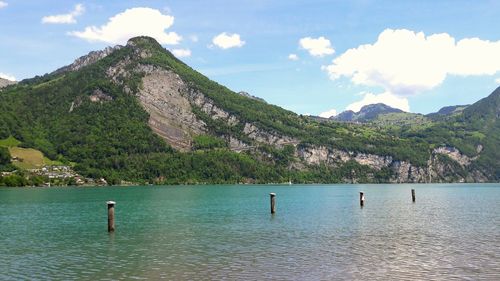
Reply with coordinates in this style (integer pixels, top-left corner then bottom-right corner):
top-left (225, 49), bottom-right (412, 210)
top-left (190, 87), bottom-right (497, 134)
top-left (0, 184), bottom-right (499, 280)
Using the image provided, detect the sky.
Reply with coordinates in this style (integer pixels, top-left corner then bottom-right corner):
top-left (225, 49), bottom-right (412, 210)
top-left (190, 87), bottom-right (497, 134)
top-left (1, 0), bottom-right (499, 116)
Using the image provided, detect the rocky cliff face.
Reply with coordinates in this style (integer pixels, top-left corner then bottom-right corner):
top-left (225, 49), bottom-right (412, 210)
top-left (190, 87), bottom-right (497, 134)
top-left (99, 38), bottom-right (294, 152)
top-left (296, 144), bottom-right (488, 183)
top-left (242, 123), bottom-right (299, 148)
top-left (54, 46), bottom-right (123, 75)
top-left (0, 77), bottom-right (16, 89)
top-left (139, 68), bottom-right (207, 151)
top-left (99, 42), bottom-right (207, 151)
top-left (433, 146), bottom-right (477, 166)
top-left (238, 91), bottom-right (266, 103)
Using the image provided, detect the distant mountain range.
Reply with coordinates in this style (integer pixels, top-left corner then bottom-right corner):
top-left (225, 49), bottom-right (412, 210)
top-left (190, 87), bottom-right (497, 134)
top-left (332, 103), bottom-right (404, 122)
top-left (0, 36), bottom-right (498, 186)
top-left (326, 103), bottom-right (470, 123)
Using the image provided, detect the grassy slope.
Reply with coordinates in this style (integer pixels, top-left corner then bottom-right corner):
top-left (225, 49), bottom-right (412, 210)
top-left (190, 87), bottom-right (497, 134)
top-left (0, 136), bottom-right (64, 169)
top-left (0, 136), bottom-right (21, 147)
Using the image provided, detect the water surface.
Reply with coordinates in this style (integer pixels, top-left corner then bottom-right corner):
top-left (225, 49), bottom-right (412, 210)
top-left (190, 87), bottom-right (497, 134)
top-left (0, 184), bottom-right (499, 280)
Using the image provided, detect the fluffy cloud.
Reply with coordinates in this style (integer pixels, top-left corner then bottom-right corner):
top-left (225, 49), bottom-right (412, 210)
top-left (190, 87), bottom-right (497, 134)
top-left (171, 48), bottom-right (191, 58)
top-left (496, 77), bottom-right (500, 84)
top-left (299, 36), bottom-right (335, 57)
top-left (346, 92), bottom-right (410, 112)
top-left (70, 7), bottom-right (181, 45)
top-left (0, 1), bottom-right (7, 9)
top-left (212, 32), bottom-right (245, 49)
top-left (288, 54), bottom-right (299, 61)
top-left (324, 29), bottom-right (500, 97)
top-left (319, 108), bottom-right (338, 118)
top-left (42, 4), bottom-right (84, 24)
top-left (0, 72), bottom-right (16, 81)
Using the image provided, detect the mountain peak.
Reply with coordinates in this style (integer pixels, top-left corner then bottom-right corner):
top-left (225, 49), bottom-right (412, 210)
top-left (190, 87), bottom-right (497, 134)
top-left (464, 86), bottom-right (500, 119)
top-left (333, 103), bottom-right (402, 122)
top-left (359, 103), bottom-right (402, 112)
top-left (126, 36), bottom-right (163, 49)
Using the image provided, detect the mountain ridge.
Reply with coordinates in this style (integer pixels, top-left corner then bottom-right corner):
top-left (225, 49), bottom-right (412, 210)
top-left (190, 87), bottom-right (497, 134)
top-left (333, 103), bottom-right (404, 122)
top-left (0, 36), bottom-right (498, 185)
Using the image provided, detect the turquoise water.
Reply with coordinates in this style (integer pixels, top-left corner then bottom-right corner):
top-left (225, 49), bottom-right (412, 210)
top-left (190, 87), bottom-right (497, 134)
top-left (0, 184), bottom-right (499, 280)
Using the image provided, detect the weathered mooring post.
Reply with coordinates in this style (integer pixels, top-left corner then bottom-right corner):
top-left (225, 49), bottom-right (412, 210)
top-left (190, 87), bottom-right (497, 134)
top-left (411, 189), bottom-right (416, 203)
top-left (359, 192), bottom-right (365, 207)
top-left (270, 193), bottom-right (276, 214)
top-left (107, 201), bottom-right (116, 232)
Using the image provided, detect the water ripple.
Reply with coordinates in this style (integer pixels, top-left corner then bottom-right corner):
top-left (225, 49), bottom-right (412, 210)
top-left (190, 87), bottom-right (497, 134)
top-left (0, 184), bottom-right (499, 280)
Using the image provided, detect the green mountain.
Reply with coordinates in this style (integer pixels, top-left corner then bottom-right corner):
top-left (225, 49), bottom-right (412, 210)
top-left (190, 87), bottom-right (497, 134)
top-left (427, 104), bottom-right (469, 120)
top-left (333, 103), bottom-right (403, 122)
top-left (0, 36), bottom-right (498, 185)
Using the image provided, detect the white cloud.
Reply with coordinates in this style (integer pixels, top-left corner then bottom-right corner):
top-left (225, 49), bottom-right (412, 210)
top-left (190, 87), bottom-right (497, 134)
top-left (212, 32), bottom-right (245, 49)
top-left (346, 92), bottom-right (410, 112)
top-left (495, 77), bottom-right (500, 84)
top-left (190, 35), bottom-right (199, 42)
top-left (299, 36), bottom-right (335, 57)
top-left (324, 29), bottom-right (500, 97)
top-left (42, 4), bottom-right (85, 24)
top-left (288, 54), bottom-right (299, 61)
top-left (319, 108), bottom-right (338, 118)
top-left (0, 72), bottom-right (16, 81)
top-left (0, 1), bottom-right (8, 9)
top-left (171, 48), bottom-right (191, 58)
top-left (70, 7), bottom-right (181, 45)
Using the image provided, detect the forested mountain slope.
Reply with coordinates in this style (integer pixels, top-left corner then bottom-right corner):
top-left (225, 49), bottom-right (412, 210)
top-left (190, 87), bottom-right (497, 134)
top-left (0, 37), bottom-right (498, 185)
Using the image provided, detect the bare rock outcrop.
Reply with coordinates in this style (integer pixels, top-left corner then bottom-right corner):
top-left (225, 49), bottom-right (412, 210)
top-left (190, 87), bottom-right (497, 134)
top-left (89, 89), bottom-right (113, 103)
top-left (187, 90), bottom-right (240, 126)
top-left (295, 145), bottom-right (480, 183)
top-left (228, 136), bottom-right (251, 151)
top-left (390, 160), bottom-right (430, 183)
top-left (297, 146), bottom-right (391, 170)
top-left (0, 77), bottom-right (16, 89)
top-left (138, 69), bottom-right (207, 151)
top-left (54, 46), bottom-right (123, 74)
top-left (297, 146), bottom-right (347, 165)
top-left (433, 146), bottom-right (477, 166)
top-left (243, 123), bottom-right (299, 148)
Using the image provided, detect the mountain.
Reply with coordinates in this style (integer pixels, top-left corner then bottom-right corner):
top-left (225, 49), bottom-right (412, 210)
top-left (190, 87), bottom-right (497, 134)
top-left (427, 105), bottom-right (469, 119)
top-left (333, 103), bottom-right (403, 122)
top-left (0, 36), bottom-right (498, 185)
top-left (0, 78), bottom-right (16, 89)
top-left (461, 87), bottom-right (500, 178)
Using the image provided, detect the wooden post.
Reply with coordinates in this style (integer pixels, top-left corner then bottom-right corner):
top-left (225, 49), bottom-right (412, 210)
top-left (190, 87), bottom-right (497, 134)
top-left (411, 189), bottom-right (416, 203)
top-left (359, 192), bottom-right (365, 207)
top-left (107, 201), bottom-right (116, 232)
top-left (270, 193), bottom-right (276, 214)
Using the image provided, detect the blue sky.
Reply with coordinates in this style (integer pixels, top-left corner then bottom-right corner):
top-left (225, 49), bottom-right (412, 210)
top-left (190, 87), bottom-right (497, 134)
top-left (1, 0), bottom-right (499, 116)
